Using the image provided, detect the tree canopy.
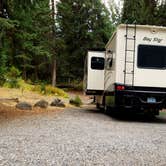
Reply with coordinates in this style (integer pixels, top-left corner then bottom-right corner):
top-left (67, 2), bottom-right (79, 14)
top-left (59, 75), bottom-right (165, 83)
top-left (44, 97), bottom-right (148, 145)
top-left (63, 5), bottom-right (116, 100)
top-left (56, 0), bottom-right (113, 80)
top-left (121, 0), bottom-right (166, 25)
top-left (0, 0), bottom-right (165, 87)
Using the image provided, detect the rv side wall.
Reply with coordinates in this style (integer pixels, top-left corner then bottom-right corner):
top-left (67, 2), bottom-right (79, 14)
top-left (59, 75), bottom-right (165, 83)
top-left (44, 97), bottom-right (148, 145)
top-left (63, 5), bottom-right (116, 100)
top-left (116, 25), bottom-right (166, 88)
top-left (105, 34), bottom-right (117, 92)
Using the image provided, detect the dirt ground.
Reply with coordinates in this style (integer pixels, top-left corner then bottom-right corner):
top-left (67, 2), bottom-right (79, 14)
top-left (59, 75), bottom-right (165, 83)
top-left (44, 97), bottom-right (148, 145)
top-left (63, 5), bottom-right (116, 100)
top-left (0, 87), bottom-right (64, 106)
top-left (0, 87), bottom-right (90, 121)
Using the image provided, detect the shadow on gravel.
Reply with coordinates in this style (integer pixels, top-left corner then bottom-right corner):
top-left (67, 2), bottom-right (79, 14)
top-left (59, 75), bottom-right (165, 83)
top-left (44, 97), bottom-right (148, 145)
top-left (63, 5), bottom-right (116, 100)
top-left (108, 111), bottom-right (166, 124)
top-left (84, 106), bottom-right (166, 124)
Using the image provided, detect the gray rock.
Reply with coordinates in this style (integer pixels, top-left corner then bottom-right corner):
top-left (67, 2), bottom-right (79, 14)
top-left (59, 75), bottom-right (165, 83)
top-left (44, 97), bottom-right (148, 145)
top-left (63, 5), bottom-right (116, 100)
top-left (16, 102), bottom-right (32, 110)
top-left (34, 100), bottom-right (48, 108)
top-left (50, 98), bottom-right (65, 107)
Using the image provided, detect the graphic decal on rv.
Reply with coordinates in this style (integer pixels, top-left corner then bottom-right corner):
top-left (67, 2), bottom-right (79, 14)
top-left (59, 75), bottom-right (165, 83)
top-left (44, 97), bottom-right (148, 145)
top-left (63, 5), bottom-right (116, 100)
top-left (143, 37), bottom-right (163, 43)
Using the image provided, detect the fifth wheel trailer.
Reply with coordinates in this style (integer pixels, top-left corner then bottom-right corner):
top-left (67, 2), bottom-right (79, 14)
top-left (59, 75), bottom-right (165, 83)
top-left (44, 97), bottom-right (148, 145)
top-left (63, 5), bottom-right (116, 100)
top-left (84, 24), bottom-right (166, 115)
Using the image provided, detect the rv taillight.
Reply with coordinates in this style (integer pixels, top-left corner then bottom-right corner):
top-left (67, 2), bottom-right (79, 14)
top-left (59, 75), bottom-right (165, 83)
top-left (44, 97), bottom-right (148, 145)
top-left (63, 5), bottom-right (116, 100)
top-left (116, 85), bottom-right (125, 91)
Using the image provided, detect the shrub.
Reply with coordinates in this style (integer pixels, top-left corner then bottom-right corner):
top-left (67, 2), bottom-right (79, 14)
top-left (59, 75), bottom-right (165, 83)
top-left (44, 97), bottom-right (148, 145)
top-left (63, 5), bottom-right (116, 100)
top-left (69, 95), bottom-right (83, 107)
top-left (3, 66), bottom-right (21, 88)
top-left (5, 66), bottom-right (21, 78)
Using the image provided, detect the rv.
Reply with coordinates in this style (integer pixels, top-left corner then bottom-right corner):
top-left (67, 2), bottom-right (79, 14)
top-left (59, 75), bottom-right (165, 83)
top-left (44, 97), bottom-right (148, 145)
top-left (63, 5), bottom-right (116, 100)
top-left (84, 24), bottom-right (166, 115)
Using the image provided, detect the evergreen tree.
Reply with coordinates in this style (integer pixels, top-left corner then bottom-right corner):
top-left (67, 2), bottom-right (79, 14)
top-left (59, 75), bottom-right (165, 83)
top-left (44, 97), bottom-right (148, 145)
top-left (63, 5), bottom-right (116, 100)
top-left (156, 1), bottom-right (166, 26)
top-left (0, 0), bottom-right (54, 82)
top-left (121, 0), bottom-right (166, 26)
top-left (56, 0), bottom-right (113, 80)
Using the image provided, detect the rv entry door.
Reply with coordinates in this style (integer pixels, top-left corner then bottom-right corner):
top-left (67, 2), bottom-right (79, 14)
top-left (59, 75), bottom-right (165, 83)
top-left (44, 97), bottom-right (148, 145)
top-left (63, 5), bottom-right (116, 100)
top-left (84, 51), bottom-right (105, 95)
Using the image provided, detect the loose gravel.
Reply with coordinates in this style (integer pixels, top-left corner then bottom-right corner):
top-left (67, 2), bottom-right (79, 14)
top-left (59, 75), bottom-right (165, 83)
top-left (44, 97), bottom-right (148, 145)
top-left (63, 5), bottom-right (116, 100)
top-left (0, 106), bottom-right (166, 166)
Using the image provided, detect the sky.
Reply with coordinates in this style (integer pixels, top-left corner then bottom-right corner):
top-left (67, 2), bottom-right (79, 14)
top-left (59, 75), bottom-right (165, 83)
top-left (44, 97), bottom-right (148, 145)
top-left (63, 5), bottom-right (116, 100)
top-left (54, 0), bottom-right (121, 7)
top-left (102, 0), bottom-right (122, 9)
top-left (53, 0), bottom-right (122, 12)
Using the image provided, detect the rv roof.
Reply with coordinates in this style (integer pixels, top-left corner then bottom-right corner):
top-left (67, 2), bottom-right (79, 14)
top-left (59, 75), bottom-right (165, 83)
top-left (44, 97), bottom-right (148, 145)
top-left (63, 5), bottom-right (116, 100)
top-left (105, 24), bottom-right (166, 48)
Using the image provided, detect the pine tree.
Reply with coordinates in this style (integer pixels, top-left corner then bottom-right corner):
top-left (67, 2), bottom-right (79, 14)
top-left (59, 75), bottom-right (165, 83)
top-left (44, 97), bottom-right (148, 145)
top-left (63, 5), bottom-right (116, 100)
top-left (121, 0), bottom-right (165, 25)
top-left (156, 1), bottom-right (166, 26)
top-left (0, 0), bottom-right (54, 82)
top-left (56, 0), bottom-right (113, 80)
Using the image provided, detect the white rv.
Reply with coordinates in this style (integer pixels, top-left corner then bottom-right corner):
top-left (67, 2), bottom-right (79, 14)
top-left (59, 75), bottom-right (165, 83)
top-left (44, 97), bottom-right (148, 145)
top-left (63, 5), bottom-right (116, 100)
top-left (84, 24), bottom-right (166, 115)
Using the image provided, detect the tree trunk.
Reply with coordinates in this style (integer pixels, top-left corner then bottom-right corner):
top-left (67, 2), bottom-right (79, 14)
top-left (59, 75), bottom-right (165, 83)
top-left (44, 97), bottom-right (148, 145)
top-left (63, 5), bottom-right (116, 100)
top-left (0, 0), bottom-right (3, 17)
top-left (34, 66), bottom-right (38, 81)
top-left (52, 58), bottom-right (56, 87)
top-left (51, 0), bottom-right (57, 87)
top-left (23, 60), bottom-right (27, 80)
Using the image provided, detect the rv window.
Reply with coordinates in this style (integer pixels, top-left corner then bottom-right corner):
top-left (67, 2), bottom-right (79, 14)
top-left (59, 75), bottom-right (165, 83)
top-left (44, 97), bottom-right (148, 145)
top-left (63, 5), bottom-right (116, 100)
top-left (91, 57), bottom-right (105, 70)
top-left (138, 45), bottom-right (166, 69)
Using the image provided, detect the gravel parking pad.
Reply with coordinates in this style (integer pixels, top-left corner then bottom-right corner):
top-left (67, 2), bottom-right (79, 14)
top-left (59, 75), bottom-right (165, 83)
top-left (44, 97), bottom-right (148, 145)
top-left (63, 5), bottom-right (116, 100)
top-left (0, 107), bottom-right (166, 165)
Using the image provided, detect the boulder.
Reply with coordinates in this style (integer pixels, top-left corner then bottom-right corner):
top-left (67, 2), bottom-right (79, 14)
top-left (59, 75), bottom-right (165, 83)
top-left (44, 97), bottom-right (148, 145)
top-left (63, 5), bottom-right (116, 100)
top-left (34, 100), bottom-right (48, 108)
top-left (50, 98), bottom-right (65, 107)
top-left (16, 102), bottom-right (32, 110)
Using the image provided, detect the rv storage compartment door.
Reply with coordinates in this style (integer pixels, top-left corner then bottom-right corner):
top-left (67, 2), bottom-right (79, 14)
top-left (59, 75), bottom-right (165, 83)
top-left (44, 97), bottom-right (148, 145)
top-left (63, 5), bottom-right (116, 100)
top-left (84, 51), bottom-right (105, 95)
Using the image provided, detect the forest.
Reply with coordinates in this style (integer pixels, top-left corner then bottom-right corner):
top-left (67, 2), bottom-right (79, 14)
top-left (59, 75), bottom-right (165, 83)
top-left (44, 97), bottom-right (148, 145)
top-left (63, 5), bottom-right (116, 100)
top-left (0, 0), bottom-right (165, 89)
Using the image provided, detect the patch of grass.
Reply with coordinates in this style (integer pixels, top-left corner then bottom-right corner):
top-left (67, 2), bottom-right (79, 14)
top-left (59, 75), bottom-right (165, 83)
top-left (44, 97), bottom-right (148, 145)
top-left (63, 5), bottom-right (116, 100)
top-left (69, 95), bottom-right (83, 107)
top-left (17, 79), bottom-right (34, 91)
top-left (159, 111), bottom-right (166, 116)
top-left (2, 70), bottom-right (69, 98)
top-left (45, 85), bottom-right (68, 98)
top-left (32, 84), bottom-right (68, 98)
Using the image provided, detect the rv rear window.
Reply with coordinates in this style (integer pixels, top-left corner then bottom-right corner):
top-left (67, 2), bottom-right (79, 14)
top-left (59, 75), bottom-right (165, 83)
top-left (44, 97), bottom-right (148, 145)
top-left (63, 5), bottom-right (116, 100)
top-left (138, 45), bottom-right (166, 69)
top-left (91, 57), bottom-right (105, 70)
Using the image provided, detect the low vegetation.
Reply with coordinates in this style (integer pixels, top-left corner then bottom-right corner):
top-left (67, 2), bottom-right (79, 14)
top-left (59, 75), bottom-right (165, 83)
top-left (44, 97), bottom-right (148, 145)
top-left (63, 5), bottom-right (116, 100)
top-left (2, 66), bottom-right (68, 98)
top-left (69, 96), bottom-right (83, 107)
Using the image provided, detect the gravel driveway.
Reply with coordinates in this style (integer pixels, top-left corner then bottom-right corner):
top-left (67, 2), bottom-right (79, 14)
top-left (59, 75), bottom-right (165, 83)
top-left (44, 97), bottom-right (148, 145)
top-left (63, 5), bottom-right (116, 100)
top-left (1, 106), bottom-right (166, 166)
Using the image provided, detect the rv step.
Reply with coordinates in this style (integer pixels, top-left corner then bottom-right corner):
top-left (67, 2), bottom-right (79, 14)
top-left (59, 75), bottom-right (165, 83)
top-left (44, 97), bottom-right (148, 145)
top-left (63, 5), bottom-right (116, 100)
top-left (126, 49), bottom-right (134, 52)
top-left (126, 37), bottom-right (135, 40)
top-left (124, 72), bottom-right (134, 74)
top-left (126, 61), bottom-right (134, 63)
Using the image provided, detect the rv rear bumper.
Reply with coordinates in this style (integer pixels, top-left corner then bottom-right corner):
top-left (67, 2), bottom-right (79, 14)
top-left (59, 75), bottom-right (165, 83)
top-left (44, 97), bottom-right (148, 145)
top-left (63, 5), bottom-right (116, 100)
top-left (115, 85), bottom-right (166, 110)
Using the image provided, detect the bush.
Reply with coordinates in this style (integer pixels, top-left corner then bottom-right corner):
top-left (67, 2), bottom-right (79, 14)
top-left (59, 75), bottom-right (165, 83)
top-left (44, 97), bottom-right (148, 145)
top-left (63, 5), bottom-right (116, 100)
top-left (69, 95), bottom-right (83, 107)
top-left (3, 66), bottom-right (22, 88)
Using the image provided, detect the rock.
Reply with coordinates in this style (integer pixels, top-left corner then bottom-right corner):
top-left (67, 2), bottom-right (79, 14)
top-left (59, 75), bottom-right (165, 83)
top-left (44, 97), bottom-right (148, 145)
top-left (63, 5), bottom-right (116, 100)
top-left (50, 98), bottom-right (66, 107)
top-left (34, 100), bottom-right (48, 108)
top-left (50, 98), bottom-right (61, 106)
top-left (16, 102), bottom-right (32, 110)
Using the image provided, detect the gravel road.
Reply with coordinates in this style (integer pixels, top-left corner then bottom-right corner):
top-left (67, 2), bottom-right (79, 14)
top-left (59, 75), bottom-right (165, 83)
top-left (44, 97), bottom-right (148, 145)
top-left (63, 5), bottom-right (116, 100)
top-left (1, 106), bottom-right (166, 166)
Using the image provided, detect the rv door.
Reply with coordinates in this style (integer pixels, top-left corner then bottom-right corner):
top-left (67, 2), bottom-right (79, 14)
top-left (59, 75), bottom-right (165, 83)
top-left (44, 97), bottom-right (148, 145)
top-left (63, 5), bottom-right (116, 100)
top-left (84, 51), bottom-right (105, 95)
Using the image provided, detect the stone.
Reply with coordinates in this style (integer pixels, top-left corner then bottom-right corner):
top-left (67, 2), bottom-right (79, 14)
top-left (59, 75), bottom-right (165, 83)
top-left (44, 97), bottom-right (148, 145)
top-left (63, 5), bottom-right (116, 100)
top-left (16, 102), bottom-right (32, 110)
top-left (34, 100), bottom-right (48, 108)
top-left (50, 98), bottom-right (65, 107)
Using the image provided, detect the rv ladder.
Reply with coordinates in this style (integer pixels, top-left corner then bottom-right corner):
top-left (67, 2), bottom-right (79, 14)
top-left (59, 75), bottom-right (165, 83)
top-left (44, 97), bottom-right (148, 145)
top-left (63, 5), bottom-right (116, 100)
top-left (124, 23), bottom-right (136, 86)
